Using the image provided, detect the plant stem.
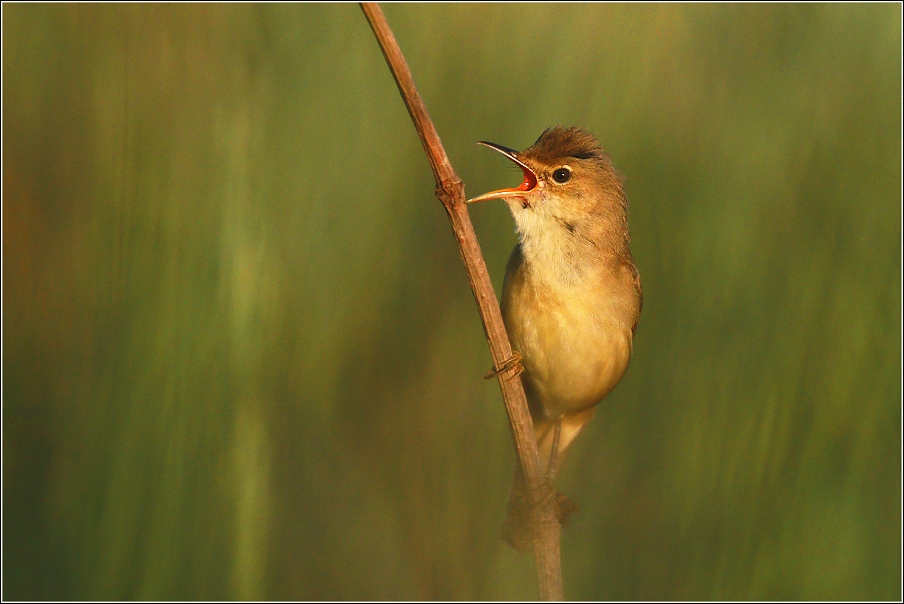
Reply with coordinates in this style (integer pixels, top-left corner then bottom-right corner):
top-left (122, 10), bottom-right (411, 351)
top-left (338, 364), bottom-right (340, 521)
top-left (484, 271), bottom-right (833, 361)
top-left (359, 3), bottom-right (563, 600)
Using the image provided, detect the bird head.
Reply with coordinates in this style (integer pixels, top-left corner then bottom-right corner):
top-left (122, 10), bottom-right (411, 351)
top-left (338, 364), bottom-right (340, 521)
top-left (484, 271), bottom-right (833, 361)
top-left (467, 127), bottom-right (627, 249)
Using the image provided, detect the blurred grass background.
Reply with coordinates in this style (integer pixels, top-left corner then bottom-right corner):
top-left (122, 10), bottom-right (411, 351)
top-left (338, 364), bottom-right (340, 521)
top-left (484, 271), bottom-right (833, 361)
top-left (2, 3), bottom-right (900, 600)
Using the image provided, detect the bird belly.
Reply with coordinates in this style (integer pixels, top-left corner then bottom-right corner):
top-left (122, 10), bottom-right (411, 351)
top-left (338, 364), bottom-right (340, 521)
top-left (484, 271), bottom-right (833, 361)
top-left (503, 276), bottom-right (633, 420)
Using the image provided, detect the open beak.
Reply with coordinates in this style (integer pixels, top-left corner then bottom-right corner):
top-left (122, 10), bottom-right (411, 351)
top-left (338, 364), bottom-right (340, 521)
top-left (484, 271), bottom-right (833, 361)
top-left (466, 141), bottom-right (538, 204)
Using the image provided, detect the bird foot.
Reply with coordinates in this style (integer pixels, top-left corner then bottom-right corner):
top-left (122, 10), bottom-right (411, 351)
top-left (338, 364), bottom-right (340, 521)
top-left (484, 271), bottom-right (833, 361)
top-left (483, 350), bottom-right (524, 380)
top-left (501, 487), bottom-right (580, 553)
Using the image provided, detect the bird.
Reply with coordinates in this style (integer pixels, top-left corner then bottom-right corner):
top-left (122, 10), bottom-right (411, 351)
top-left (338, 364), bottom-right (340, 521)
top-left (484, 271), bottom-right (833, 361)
top-left (467, 126), bottom-right (642, 551)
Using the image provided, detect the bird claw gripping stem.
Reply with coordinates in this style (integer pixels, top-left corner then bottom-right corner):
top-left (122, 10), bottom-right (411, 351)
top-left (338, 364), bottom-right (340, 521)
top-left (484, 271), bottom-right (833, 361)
top-left (501, 481), bottom-right (580, 553)
top-left (484, 350), bottom-right (524, 380)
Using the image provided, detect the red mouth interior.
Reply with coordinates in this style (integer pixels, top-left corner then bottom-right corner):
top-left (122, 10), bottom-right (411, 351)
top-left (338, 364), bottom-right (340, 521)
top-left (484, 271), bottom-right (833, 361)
top-left (516, 167), bottom-right (537, 191)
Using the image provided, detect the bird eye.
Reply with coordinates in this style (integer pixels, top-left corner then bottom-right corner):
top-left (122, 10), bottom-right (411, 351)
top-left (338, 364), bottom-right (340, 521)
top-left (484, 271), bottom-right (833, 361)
top-left (552, 167), bottom-right (571, 184)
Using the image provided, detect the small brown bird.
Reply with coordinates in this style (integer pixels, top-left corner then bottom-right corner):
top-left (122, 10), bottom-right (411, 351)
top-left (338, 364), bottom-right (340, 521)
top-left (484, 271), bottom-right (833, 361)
top-left (468, 127), bottom-right (642, 550)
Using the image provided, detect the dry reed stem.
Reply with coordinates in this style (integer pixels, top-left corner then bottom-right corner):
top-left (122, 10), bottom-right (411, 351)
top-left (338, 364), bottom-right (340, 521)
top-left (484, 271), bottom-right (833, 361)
top-left (359, 3), bottom-right (563, 600)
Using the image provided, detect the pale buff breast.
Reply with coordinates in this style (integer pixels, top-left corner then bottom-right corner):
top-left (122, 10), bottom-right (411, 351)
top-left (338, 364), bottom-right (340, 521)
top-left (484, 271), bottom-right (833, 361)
top-left (502, 252), bottom-right (635, 420)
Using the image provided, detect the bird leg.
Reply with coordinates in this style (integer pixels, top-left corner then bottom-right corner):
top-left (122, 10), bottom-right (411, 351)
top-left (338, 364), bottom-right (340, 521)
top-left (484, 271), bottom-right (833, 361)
top-left (545, 417), bottom-right (563, 483)
top-left (544, 419), bottom-right (579, 528)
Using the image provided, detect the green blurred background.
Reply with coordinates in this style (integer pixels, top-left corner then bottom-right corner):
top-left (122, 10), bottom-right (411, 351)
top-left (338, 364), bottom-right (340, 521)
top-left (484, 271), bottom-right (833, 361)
top-left (3, 3), bottom-right (900, 600)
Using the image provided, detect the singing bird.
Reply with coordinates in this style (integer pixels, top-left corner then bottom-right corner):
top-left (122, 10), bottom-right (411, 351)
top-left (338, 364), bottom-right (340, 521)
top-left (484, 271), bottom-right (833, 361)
top-left (468, 127), bottom-right (642, 549)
